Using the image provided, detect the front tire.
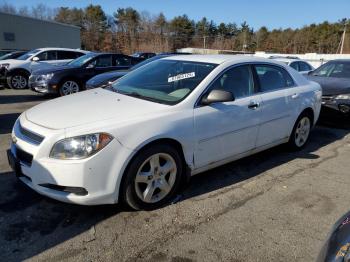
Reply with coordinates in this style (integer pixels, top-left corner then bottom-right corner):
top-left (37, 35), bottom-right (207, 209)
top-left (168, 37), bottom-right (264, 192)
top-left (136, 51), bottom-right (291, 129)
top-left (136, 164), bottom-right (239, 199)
top-left (59, 80), bottom-right (80, 96)
top-left (288, 113), bottom-right (312, 150)
top-left (121, 144), bottom-right (183, 210)
top-left (8, 74), bottom-right (28, 89)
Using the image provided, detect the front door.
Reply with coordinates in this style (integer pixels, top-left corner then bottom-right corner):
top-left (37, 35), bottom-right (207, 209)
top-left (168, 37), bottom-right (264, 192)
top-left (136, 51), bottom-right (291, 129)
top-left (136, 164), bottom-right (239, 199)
top-left (193, 65), bottom-right (262, 168)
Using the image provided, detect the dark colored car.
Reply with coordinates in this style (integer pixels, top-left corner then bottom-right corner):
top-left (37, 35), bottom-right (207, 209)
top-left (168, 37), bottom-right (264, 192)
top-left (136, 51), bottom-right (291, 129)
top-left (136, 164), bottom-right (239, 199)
top-left (86, 54), bottom-right (188, 89)
top-left (29, 53), bottom-right (141, 96)
top-left (131, 52), bottom-right (156, 59)
top-left (317, 211), bottom-right (350, 262)
top-left (306, 60), bottom-right (350, 115)
top-left (0, 51), bottom-right (27, 60)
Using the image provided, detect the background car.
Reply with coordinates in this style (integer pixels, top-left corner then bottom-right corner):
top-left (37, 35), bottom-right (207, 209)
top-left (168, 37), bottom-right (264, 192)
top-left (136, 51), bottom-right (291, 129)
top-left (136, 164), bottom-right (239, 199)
top-left (270, 57), bottom-right (314, 74)
top-left (0, 48), bottom-right (88, 89)
top-left (0, 51), bottom-right (28, 61)
top-left (86, 54), bottom-right (182, 89)
top-left (8, 55), bottom-right (322, 210)
top-left (306, 59), bottom-right (350, 115)
top-left (131, 52), bottom-right (156, 59)
top-left (317, 210), bottom-right (350, 262)
top-left (29, 52), bottom-right (141, 96)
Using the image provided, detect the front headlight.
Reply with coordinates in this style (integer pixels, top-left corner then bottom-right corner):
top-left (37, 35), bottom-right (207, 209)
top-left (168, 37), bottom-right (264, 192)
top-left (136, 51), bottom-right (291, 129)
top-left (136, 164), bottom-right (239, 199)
top-left (50, 133), bottom-right (113, 160)
top-left (37, 73), bottom-right (54, 82)
top-left (0, 63), bottom-right (9, 69)
top-left (335, 94), bottom-right (350, 100)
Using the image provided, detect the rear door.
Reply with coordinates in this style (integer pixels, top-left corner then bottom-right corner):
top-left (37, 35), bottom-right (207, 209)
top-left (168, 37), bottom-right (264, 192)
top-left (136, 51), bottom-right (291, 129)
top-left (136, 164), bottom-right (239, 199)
top-left (254, 64), bottom-right (297, 147)
top-left (193, 64), bottom-right (262, 168)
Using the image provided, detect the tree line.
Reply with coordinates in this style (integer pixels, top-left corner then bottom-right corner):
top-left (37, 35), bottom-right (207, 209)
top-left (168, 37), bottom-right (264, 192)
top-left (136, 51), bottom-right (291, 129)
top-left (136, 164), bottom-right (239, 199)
top-left (1, 3), bottom-right (349, 54)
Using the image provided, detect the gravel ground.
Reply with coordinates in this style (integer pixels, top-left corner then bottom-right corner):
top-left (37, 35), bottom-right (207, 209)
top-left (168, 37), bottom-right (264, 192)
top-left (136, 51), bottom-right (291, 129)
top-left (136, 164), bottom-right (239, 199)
top-left (0, 88), bottom-right (349, 262)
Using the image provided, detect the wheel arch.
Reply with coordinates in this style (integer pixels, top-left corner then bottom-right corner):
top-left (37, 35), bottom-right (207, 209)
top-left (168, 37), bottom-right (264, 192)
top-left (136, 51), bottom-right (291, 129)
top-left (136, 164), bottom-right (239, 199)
top-left (300, 107), bottom-right (315, 126)
top-left (7, 68), bottom-right (30, 78)
top-left (116, 137), bottom-right (191, 203)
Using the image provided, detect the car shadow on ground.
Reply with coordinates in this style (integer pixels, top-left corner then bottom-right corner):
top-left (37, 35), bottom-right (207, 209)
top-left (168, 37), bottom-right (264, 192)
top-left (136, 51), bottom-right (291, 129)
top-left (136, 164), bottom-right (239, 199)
top-left (0, 110), bottom-right (349, 261)
top-left (0, 94), bottom-right (50, 105)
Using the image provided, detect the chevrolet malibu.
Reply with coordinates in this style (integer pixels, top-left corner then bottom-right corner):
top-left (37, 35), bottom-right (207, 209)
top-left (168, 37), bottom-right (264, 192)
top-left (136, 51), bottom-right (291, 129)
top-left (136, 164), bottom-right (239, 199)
top-left (7, 55), bottom-right (322, 210)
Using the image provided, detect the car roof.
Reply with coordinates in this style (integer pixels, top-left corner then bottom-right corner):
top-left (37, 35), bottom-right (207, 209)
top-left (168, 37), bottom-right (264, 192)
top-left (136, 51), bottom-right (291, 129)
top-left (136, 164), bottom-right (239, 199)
top-left (163, 54), bottom-right (277, 65)
top-left (36, 47), bottom-right (89, 53)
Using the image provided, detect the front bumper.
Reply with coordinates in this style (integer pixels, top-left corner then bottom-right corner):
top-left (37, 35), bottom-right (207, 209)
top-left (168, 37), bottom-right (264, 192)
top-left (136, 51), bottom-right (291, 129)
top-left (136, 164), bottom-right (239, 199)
top-left (322, 96), bottom-right (350, 114)
top-left (28, 75), bottom-right (57, 94)
top-left (7, 117), bottom-right (133, 205)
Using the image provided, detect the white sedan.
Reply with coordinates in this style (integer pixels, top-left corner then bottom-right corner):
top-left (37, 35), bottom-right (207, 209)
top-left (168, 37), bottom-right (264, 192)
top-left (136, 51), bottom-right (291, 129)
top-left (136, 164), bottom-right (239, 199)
top-left (7, 55), bottom-right (322, 210)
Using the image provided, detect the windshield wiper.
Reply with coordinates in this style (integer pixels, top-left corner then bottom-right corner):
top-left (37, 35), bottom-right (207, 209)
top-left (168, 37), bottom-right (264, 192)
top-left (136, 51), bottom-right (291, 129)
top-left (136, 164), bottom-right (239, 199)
top-left (114, 90), bottom-right (166, 104)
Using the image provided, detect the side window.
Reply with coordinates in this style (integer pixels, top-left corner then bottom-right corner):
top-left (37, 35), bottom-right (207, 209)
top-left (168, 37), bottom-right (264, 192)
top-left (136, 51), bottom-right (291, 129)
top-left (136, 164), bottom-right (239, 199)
top-left (94, 55), bottom-right (113, 67)
top-left (57, 51), bottom-right (79, 60)
top-left (255, 65), bottom-right (295, 92)
top-left (290, 62), bottom-right (299, 71)
top-left (47, 51), bottom-right (57, 60)
top-left (209, 65), bottom-right (255, 99)
top-left (115, 56), bottom-right (131, 66)
top-left (75, 52), bottom-right (85, 58)
top-left (299, 62), bottom-right (311, 71)
top-left (36, 51), bottom-right (47, 61)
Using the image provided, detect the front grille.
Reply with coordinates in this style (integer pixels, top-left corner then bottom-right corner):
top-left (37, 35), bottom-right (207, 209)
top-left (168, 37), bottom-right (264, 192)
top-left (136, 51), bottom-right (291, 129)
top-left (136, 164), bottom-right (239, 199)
top-left (16, 146), bottom-right (33, 166)
top-left (17, 122), bottom-right (44, 145)
top-left (322, 95), bottom-right (334, 102)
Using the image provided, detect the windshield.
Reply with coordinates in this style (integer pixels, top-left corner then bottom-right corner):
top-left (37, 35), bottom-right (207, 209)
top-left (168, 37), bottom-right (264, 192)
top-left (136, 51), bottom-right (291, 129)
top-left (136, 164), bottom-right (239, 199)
top-left (0, 53), bottom-right (12, 60)
top-left (68, 53), bottom-right (96, 67)
top-left (111, 59), bottom-right (217, 105)
top-left (17, 49), bottom-right (39, 60)
top-left (312, 62), bottom-right (350, 78)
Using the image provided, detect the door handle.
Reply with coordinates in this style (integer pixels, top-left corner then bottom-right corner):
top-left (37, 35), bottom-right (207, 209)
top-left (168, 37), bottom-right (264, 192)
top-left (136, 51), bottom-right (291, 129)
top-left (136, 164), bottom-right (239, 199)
top-left (291, 93), bottom-right (300, 99)
top-left (248, 101), bottom-right (260, 110)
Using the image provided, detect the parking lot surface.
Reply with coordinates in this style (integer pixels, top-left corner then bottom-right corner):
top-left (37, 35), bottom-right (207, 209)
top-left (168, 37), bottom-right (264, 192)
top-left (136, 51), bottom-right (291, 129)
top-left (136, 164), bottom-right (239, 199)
top-left (0, 88), bottom-right (350, 262)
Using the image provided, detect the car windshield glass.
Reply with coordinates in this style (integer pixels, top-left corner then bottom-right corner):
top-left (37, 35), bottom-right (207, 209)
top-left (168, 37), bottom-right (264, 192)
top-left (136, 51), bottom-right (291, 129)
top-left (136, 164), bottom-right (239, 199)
top-left (111, 59), bottom-right (217, 105)
top-left (312, 62), bottom-right (350, 78)
top-left (130, 56), bottom-right (168, 71)
top-left (68, 53), bottom-right (96, 67)
top-left (0, 53), bottom-right (12, 60)
top-left (17, 49), bottom-right (39, 60)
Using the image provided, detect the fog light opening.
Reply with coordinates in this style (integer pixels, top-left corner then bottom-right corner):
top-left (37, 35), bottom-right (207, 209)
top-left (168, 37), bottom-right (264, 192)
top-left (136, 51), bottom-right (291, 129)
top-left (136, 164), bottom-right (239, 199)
top-left (339, 104), bottom-right (350, 114)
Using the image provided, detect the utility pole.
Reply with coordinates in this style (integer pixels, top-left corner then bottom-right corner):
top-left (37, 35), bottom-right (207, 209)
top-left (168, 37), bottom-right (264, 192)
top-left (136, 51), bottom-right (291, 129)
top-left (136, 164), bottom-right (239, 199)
top-left (340, 23), bottom-right (347, 54)
top-left (203, 36), bottom-right (207, 49)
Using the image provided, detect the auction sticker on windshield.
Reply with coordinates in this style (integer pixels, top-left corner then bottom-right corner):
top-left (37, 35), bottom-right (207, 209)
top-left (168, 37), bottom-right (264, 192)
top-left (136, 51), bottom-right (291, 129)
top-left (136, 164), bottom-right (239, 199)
top-left (168, 72), bottom-right (195, 83)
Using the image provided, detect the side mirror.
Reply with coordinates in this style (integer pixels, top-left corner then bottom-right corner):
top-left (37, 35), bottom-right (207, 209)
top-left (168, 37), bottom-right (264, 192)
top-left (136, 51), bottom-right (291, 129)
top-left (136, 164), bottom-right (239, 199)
top-left (86, 63), bottom-right (95, 69)
top-left (32, 56), bottom-right (39, 62)
top-left (201, 89), bottom-right (235, 105)
top-left (307, 70), bottom-right (314, 75)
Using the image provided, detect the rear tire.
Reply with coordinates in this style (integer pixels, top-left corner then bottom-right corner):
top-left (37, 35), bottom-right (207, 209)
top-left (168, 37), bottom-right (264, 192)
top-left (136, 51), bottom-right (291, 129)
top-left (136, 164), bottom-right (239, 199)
top-left (287, 113), bottom-right (312, 151)
top-left (8, 73), bottom-right (28, 89)
top-left (121, 144), bottom-right (183, 210)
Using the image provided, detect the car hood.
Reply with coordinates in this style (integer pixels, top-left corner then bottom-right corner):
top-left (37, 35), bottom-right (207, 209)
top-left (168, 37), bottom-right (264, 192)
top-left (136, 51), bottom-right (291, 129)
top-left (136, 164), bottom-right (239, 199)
top-left (87, 70), bottom-right (129, 87)
top-left (0, 59), bottom-right (26, 67)
top-left (25, 88), bottom-right (168, 130)
top-left (306, 75), bottom-right (350, 95)
top-left (32, 65), bottom-right (78, 75)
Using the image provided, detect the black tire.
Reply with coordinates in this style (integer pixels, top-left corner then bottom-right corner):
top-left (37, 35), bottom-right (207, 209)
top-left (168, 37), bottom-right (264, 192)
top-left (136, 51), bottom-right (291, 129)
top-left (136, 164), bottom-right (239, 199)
top-left (58, 80), bottom-right (80, 96)
top-left (287, 112), bottom-right (313, 151)
top-left (121, 144), bottom-right (183, 210)
top-left (8, 73), bottom-right (28, 89)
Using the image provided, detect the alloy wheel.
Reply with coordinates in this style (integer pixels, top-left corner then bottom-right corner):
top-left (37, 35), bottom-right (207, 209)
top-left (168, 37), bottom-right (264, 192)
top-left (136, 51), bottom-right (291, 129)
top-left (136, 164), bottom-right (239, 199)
top-left (11, 75), bottom-right (27, 89)
top-left (61, 81), bottom-right (79, 95)
top-left (295, 116), bottom-right (311, 147)
top-left (134, 153), bottom-right (177, 203)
